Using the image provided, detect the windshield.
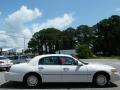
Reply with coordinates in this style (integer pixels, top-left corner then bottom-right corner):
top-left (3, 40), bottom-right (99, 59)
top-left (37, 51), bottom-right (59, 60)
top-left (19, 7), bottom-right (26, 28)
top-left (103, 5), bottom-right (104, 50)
top-left (79, 59), bottom-right (89, 65)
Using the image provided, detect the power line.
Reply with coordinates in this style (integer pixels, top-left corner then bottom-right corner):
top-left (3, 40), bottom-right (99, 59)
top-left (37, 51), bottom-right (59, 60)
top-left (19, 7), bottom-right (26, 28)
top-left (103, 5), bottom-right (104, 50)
top-left (0, 32), bottom-right (31, 39)
top-left (0, 32), bottom-right (31, 49)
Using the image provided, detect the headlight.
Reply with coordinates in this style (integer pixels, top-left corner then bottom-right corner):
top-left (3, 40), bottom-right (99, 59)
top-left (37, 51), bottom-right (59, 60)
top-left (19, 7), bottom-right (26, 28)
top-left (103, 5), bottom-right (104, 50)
top-left (111, 68), bottom-right (117, 74)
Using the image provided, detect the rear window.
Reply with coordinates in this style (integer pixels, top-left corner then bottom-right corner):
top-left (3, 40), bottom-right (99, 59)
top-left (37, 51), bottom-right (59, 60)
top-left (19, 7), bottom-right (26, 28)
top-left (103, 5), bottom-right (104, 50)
top-left (39, 56), bottom-right (61, 65)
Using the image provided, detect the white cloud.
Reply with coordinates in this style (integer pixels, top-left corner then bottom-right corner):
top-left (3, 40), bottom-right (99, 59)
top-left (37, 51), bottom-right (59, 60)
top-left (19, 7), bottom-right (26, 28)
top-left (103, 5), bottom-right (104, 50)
top-left (1, 5), bottom-right (42, 48)
top-left (0, 28), bottom-right (32, 48)
top-left (32, 13), bottom-right (74, 32)
top-left (115, 8), bottom-right (120, 12)
top-left (5, 5), bottom-right (42, 23)
top-left (4, 5), bottom-right (42, 32)
top-left (0, 5), bottom-right (74, 49)
top-left (22, 28), bottom-right (32, 37)
top-left (0, 31), bottom-right (16, 48)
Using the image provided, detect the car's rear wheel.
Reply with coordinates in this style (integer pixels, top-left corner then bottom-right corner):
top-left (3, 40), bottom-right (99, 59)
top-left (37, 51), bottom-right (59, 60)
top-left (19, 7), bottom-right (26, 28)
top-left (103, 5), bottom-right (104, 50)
top-left (24, 74), bottom-right (41, 88)
top-left (93, 73), bottom-right (109, 87)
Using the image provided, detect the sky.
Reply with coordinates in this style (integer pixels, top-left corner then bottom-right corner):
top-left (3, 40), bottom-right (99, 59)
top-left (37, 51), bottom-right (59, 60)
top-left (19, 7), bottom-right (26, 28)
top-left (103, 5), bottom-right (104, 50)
top-left (0, 0), bottom-right (120, 49)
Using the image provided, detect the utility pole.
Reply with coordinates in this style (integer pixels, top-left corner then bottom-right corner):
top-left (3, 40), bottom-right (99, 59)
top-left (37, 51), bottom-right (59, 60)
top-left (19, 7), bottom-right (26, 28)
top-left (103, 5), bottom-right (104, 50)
top-left (23, 35), bottom-right (25, 55)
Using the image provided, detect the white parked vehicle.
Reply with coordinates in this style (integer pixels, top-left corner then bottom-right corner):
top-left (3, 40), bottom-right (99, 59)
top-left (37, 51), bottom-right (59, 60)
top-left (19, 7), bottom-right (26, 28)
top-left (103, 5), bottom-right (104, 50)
top-left (0, 56), bottom-right (13, 70)
top-left (5, 54), bottom-right (120, 87)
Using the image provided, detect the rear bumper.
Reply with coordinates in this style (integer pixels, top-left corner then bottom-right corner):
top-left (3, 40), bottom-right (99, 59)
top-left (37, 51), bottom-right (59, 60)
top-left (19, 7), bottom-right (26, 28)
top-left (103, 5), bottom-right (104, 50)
top-left (110, 72), bottom-right (120, 82)
top-left (0, 63), bottom-right (13, 68)
top-left (4, 72), bottom-right (23, 82)
top-left (0, 65), bottom-right (9, 68)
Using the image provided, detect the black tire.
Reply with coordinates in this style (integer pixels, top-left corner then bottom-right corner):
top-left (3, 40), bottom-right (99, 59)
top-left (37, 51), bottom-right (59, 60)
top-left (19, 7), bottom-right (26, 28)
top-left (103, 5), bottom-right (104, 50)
top-left (5, 67), bottom-right (8, 71)
top-left (93, 73), bottom-right (109, 87)
top-left (23, 74), bottom-right (41, 88)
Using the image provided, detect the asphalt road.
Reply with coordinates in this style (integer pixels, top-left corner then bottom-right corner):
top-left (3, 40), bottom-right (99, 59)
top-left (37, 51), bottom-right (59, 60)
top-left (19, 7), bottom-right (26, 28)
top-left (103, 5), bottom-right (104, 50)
top-left (0, 59), bottom-right (120, 90)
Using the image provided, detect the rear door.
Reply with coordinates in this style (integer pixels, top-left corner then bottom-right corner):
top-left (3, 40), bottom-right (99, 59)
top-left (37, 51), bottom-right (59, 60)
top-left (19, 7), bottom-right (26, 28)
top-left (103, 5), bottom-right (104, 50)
top-left (38, 56), bottom-right (62, 82)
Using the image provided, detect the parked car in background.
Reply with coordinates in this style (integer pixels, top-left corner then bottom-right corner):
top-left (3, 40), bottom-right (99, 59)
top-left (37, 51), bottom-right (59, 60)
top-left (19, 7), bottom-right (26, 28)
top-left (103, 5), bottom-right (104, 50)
top-left (5, 54), bottom-right (120, 87)
top-left (0, 56), bottom-right (13, 70)
top-left (8, 55), bottom-right (31, 64)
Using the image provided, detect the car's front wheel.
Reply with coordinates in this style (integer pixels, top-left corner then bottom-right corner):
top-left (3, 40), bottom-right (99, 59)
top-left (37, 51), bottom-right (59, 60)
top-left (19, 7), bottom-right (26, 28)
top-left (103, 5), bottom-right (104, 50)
top-left (24, 74), bottom-right (41, 88)
top-left (93, 73), bottom-right (109, 87)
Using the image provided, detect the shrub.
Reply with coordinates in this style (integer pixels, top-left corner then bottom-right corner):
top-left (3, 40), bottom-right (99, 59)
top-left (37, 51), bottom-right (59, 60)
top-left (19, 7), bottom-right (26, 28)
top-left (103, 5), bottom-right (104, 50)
top-left (75, 44), bottom-right (93, 59)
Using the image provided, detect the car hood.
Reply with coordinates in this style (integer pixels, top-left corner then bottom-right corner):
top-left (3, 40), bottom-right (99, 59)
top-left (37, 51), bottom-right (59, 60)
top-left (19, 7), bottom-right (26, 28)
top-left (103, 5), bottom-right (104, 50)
top-left (86, 63), bottom-right (115, 71)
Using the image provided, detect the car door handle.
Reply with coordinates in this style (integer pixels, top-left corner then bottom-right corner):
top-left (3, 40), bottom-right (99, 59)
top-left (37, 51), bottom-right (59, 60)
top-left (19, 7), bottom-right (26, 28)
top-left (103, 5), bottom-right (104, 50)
top-left (38, 67), bottom-right (44, 70)
top-left (64, 68), bottom-right (69, 71)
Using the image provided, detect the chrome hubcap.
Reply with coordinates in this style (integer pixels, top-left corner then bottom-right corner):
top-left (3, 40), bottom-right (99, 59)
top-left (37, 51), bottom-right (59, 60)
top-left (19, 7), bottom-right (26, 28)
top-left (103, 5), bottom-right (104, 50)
top-left (96, 75), bottom-right (107, 86)
top-left (27, 75), bottom-right (38, 87)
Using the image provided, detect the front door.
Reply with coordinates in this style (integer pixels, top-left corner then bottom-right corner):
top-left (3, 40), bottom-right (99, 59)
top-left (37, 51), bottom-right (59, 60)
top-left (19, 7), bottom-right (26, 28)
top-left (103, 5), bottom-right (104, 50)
top-left (38, 56), bottom-right (62, 82)
top-left (60, 56), bottom-right (88, 82)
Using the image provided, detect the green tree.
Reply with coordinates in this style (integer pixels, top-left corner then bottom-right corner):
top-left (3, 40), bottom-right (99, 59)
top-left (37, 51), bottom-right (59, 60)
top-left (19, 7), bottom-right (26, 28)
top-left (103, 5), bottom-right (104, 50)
top-left (60, 27), bottom-right (76, 49)
top-left (93, 15), bottom-right (120, 56)
top-left (28, 28), bottom-right (61, 54)
top-left (75, 44), bottom-right (93, 59)
top-left (76, 25), bottom-right (94, 47)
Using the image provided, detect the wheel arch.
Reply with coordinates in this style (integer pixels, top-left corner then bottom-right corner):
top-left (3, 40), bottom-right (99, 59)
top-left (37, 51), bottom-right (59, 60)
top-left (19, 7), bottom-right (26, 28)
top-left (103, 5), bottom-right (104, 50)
top-left (92, 71), bottom-right (110, 82)
top-left (23, 72), bottom-right (42, 83)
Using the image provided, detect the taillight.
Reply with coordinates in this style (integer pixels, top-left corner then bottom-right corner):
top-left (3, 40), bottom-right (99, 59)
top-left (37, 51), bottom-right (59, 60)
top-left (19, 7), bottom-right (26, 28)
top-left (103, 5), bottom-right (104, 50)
top-left (6, 66), bottom-right (11, 72)
top-left (0, 61), bottom-right (4, 63)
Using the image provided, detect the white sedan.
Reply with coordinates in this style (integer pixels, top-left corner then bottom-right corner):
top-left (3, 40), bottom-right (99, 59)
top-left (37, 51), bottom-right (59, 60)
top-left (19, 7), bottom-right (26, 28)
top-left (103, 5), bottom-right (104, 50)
top-left (0, 56), bottom-right (13, 70)
top-left (5, 54), bottom-right (120, 87)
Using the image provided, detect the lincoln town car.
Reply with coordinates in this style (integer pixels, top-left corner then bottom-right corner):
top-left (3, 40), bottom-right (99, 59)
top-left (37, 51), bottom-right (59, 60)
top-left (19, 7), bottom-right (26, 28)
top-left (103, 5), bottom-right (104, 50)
top-left (5, 54), bottom-right (120, 87)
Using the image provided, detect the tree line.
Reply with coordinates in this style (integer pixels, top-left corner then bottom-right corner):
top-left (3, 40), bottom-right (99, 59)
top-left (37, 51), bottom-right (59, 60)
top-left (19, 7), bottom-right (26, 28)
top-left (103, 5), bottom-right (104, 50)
top-left (27, 15), bottom-right (120, 56)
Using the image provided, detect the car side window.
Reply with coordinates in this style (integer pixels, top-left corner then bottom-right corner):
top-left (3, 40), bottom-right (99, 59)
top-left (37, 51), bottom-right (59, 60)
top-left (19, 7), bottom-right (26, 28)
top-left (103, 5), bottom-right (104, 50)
top-left (39, 56), bottom-right (61, 65)
top-left (60, 56), bottom-right (77, 65)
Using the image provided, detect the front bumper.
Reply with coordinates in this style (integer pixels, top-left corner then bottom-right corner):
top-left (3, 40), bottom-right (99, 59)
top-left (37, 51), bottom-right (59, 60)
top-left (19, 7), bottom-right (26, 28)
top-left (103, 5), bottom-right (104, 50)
top-left (110, 72), bottom-right (120, 82)
top-left (4, 72), bottom-right (23, 82)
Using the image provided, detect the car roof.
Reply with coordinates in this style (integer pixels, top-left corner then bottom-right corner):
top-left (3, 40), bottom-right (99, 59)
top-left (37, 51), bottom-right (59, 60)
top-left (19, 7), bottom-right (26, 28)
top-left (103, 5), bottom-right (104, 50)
top-left (29, 54), bottom-right (75, 65)
top-left (36, 54), bottom-right (72, 58)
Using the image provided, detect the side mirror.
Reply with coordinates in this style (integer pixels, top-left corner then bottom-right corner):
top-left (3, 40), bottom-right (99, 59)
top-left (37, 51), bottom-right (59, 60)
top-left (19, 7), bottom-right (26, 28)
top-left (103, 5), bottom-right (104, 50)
top-left (74, 61), bottom-right (83, 66)
top-left (78, 62), bottom-right (83, 66)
